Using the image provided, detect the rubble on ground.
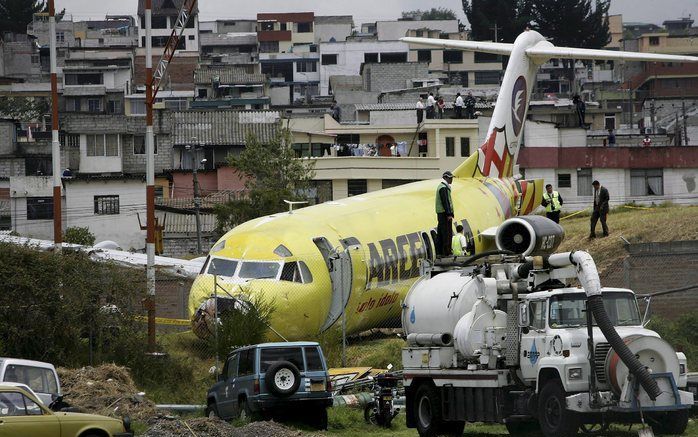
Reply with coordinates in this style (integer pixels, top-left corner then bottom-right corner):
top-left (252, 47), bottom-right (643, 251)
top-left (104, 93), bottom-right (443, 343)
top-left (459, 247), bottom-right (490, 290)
top-left (57, 364), bottom-right (156, 421)
top-left (143, 417), bottom-right (315, 437)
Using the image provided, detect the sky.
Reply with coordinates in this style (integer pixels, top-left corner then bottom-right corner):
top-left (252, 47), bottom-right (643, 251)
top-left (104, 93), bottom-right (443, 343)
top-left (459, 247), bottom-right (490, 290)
top-left (56, 0), bottom-right (698, 28)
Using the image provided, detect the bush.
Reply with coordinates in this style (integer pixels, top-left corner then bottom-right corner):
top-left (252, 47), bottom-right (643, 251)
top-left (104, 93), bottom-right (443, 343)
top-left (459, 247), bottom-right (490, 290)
top-left (64, 226), bottom-right (96, 246)
top-left (213, 294), bottom-right (276, 358)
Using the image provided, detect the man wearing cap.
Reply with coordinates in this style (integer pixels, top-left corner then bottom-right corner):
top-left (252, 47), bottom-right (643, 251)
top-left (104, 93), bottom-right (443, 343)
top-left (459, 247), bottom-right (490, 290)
top-left (435, 171), bottom-right (455, 256)
top-left (590, 180), bottom-right (609, 238)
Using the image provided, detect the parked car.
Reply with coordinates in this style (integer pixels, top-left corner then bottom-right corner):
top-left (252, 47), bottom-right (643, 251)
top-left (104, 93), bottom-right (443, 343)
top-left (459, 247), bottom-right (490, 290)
top-left (0, 384), bottom-right (132, 437)
top-left (206, 341), bottom-right (332, 429)
top-left (0, 358), bottom-right (61, 406)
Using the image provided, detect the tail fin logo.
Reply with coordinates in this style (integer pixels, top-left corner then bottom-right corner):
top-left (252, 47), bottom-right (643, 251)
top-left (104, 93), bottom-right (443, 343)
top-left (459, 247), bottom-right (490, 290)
top-left (511, 75), bottom-right (527, 136)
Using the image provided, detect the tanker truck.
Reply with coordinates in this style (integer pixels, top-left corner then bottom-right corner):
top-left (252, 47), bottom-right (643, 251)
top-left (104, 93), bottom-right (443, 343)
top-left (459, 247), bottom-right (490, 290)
top-left (402, 216), bottom-right (692, 437)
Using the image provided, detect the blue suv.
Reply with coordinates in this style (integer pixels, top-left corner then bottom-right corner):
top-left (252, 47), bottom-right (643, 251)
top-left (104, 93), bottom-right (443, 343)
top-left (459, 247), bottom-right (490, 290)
top-left (206, 342), bottom-right (332, 429)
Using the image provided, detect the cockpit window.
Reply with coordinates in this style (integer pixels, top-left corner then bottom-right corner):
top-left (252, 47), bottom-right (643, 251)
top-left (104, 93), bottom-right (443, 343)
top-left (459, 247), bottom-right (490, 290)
top-left (207, 258), bottom-right (239, 277)
top-left (238, 261), bottom-right (280, 279)
top-left (280, 261), bottom-right (314, 284)
top-left (274, 244), bottom-right (293, 257)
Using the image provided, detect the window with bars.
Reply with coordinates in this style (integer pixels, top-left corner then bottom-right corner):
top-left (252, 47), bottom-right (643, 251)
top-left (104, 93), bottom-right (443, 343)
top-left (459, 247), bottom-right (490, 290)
top-left (27, 197), bottom-right (53, 220)
top-left (94, 195), bottom-right (120, 215)
top-left (417, 50), bottom-right (432, 63)
top-left (557, 173), bottom-right (572, 188)
top-left (296, 60), bottom-right (317, 72)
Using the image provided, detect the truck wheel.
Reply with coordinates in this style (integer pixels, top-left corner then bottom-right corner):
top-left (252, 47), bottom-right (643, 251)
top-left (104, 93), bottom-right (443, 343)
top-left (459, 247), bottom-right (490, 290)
top-left (312, 407), bottom-right (328, 430)
top-left (415, 384), bottom-right (443, 437)
top-left (238, 398), bottom-right (260, 423)
top-left (649, 410), bottom-right (689, 435)
top-left (506, 420), bottom-right (541, 436)
top-left (538, 381), bottom-right (579, 437)
top-left (265, 361), bottom-right (301, 397)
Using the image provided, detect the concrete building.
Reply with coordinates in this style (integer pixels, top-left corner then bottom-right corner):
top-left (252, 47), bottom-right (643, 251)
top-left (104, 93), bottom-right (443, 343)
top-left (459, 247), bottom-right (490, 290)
top-left (406, 29), bottom-right (503, 88)
top-left (170, 110), bottom-right (280, 171)
top-left (192, 66), bottom-right (269, 109)
top-left (286, 113), bottom-right (478, 202)
top-left (361, 62), bottom-right (431, 92)
top-left (0, 33), bottom-right (43, 82)
top-left (256, 12), bottom-right (315, 54)
top-left (9, 175), bottom-right (59, 239)
top-left (374, 19), bottom-right (459, 41)
top-left (63, 175), bottom-right (146, 250)
top-left (314, 16), bottom-right (353, 44)
top-left (518, 122), bottom-right (698, 209)
top-left (318, 40), bottom-right (409, 95)
top-left (261, 51), bottom-right (321, 104)
top-left (199, 32), bottom-right (258, 66)
top-left (137, 0), bottom-right (199, 53)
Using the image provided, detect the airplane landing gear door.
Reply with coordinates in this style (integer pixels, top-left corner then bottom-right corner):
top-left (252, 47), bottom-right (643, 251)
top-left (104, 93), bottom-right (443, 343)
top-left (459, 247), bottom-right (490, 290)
top-left (313, 237), bottom-right (361, 333)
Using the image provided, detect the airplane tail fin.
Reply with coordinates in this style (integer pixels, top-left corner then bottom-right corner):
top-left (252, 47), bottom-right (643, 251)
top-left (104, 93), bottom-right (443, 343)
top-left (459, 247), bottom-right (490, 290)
top-left (402, 33), bottom-right (698, 180)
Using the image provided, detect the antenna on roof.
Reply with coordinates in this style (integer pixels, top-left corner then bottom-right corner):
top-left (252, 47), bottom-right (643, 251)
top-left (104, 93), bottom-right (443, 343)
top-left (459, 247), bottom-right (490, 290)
top-left (284, 200), bottom-right (309, 213)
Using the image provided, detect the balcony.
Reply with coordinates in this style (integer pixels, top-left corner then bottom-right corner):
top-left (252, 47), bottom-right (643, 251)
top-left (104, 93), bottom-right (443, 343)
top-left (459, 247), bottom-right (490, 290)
top-left (257, 30), bottom-right (292, 42)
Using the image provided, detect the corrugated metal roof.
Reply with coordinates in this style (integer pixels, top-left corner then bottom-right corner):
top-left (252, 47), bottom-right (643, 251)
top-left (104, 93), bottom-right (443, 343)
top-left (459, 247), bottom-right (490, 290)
top-left (194, 67), bottom-right (266, 85)
top-left (172, 111), bottom-right (280, 146)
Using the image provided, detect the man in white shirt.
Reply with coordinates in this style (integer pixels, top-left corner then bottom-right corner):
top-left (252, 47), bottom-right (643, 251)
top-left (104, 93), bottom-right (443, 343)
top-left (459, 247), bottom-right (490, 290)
top-left (416, 97), bottom-right (425, 124)
top-left (455, 93), bottom-right (464, 119)
top-left (426, 92), bottom-right (436, 119)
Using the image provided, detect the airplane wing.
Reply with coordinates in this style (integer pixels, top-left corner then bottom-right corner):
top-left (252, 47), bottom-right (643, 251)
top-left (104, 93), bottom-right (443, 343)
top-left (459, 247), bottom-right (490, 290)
top-left (401, 36), bottom-right (698, 64)
top-left (401, 37), bottom-right (514, 56)
top-left (0, 233), bottom-right (204, 278)
top-left (526, 43), bottom-right (698, 63)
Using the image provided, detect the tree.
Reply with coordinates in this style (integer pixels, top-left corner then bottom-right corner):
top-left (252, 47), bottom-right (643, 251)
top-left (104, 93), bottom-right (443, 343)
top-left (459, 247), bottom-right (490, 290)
top-left (463, 0), bottom-right (534, 43)
top-left (64, 227), bottom-right (96, 246)
top-left (402, 8), bottom-right (458, 21)
top-left (214, 127), bottom-right (315, 235)
top-left (0, 97), bottom-right (49, 122)
top-left (0, 0), bottom-right (45, 35)
top-left (531, 0), bottom-right (610, 92)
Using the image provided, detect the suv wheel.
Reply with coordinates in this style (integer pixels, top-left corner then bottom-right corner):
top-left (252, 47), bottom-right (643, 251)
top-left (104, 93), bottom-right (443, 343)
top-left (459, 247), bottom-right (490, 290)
top-left (238, 398), bottom-right (259, 423)
top-left (206, 402), bottom-right (218, 419)
top-left (265, 361), bottom-right (301, 397)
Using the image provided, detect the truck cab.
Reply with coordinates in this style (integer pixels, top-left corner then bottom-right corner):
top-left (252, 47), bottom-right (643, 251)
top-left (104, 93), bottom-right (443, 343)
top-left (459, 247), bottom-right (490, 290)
top-left (518, 288), bottom-right (688, 394)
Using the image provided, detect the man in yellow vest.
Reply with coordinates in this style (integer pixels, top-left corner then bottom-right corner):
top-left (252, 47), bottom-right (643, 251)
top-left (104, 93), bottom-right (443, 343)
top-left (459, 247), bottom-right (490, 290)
top-left (435, 171), bottom-right (454, 256)
top-left (452, 224), bottom-right (469, 256)
top-left (541, 183), bottom-right (563, 223)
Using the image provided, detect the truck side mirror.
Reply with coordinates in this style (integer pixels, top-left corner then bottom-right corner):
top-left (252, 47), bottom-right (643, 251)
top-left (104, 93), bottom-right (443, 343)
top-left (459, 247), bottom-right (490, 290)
top-left (518, 302), bottom-right (529, 328)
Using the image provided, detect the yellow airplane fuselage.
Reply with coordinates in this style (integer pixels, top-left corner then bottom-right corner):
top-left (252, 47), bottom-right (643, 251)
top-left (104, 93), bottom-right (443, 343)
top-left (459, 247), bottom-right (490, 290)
top-left (188, 174), bottom-right (541, 341)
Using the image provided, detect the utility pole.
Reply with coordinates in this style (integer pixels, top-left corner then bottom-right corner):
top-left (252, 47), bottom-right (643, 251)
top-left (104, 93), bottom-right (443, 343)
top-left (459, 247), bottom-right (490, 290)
top-left (490, 21), bottom-right (499, 43)
top-left (49, 0), bottom-right (62, 247)
top-left (144, 0), bottom-right (157, 353)
top-left (682, 94), bottom-right (689, 145)
top-left (190, 138), bottom-right (202, 254)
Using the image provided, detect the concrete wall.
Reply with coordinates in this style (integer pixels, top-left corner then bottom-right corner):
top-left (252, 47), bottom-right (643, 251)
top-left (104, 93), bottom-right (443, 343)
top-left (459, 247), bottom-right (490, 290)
top-left (315, 22), bottom-right (352, 44)
top-left (9, 176), bottom-right (56, 239)
top-left (64, 178), bottom-right (146, 250)
top-left (162, 234), bottom-right (214, 258)
top-left (0, 121), bottom-right (16, 156)
top-left (362, 62), bottom-right (429, 92)
top-left (318, 41), bottom-right (409, 95)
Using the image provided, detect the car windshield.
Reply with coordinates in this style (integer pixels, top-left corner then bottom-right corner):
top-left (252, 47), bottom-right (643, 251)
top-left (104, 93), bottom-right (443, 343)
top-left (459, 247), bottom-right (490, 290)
top-left (238, 261), bottom-right (280, 279)
top-left (3, 365), bottom-right (58, 395)
top-left (549, 292), bottom-right (641, 328)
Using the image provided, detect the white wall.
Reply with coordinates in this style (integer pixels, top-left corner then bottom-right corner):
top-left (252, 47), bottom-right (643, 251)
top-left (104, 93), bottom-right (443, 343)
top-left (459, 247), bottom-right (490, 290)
top-left (319, 40), bottom-right (408, 95)
top-left (64, 179), bottom-right (146, 250)
top-left (9, 176), bottom-right (57, 239)
top-left (315, 23), bottom-right (352, 43)
top-left (79, 134), bottom-right (123, 174)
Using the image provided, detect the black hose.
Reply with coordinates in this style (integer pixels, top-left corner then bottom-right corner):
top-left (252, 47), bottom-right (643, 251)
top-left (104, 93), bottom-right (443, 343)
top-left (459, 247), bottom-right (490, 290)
top-left (587, 295), bottom-right (661, 400)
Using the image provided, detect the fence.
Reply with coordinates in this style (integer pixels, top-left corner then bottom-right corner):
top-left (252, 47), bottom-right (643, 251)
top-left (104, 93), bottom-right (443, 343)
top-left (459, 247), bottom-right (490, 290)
top-left (151, 239), bottom-right (698, 374)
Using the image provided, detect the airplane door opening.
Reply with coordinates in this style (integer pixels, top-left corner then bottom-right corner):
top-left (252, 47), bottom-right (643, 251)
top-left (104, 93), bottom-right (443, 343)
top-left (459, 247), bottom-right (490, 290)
top-left (421, 231), bottom-right (434, 261)
top-left (313, 237), bottom-right (355, 332)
